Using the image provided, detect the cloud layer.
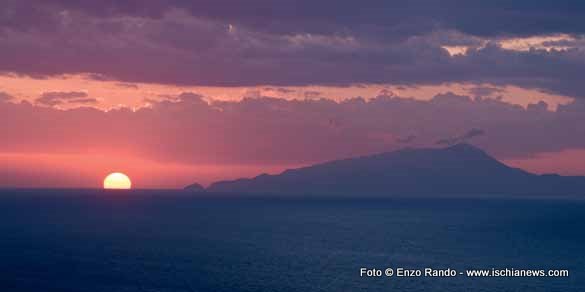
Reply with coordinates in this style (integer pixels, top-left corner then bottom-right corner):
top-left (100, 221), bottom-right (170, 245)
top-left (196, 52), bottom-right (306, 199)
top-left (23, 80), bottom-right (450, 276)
top-left (1, 93), bottom-right (584, 166)
top-left (1, 1), bottom-right (585, 97)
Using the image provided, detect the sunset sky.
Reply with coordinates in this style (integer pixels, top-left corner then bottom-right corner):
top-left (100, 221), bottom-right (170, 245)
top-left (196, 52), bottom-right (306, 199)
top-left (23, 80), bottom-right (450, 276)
top-left (1, 0), bottom-right (585, 188)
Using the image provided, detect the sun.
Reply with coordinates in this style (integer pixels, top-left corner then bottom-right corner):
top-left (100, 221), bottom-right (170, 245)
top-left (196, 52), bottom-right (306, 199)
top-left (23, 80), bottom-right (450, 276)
top-left (103, 172), bottom-right (132, 189)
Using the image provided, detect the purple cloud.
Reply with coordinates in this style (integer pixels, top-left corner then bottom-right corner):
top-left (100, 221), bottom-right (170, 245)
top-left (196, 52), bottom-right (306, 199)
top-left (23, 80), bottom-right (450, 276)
top-left (68, 98), bottom-right (98, 104)
top-left (436, 128), bottom-right (486, 145)
top-left (35, 91), bottom-right (88, 106)
top-left (0, 2), bottom-right (584, 98)
top-left (0, 92), bottom-right (14, 102)
top-left (0, 92), bottom-right (584, 165)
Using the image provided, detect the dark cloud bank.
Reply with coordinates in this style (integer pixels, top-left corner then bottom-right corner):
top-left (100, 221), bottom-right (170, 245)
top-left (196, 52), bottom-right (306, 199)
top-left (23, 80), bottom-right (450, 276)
top-left (2, 1), bottom-right (585, 97)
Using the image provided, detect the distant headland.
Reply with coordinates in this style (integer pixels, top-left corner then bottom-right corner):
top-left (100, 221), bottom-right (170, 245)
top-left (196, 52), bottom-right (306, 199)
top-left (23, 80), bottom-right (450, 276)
top-left (186, 144), bottom-right (585, 196)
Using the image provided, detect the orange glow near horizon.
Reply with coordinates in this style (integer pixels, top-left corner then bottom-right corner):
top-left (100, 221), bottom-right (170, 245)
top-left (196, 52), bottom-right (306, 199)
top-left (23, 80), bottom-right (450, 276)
top-left (0, 148), bottom-right (584, 189)
top-left (0, 152), bottom-right (302, 189)
top-left (103, 172), bottom-right (132, 189)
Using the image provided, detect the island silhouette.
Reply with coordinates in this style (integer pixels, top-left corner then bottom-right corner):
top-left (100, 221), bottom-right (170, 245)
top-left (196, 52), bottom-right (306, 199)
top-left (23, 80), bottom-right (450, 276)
top-left (187, 144), bottom-right (585, 196)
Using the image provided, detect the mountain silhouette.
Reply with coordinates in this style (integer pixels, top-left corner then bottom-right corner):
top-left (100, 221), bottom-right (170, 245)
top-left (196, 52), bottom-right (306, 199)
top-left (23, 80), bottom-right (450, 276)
top-left (201, 144), bottom-right (585, 196)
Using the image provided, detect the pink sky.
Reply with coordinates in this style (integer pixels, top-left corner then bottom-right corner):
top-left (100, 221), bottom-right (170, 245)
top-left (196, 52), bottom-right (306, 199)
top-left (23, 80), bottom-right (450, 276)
top-left (2, 1), bottom-right (585, 188)
top-left (0, 82), bottom-right (584, 189)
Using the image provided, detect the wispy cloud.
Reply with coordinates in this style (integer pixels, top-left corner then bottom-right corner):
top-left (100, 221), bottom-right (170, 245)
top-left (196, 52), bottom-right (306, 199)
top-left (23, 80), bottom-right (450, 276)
top-left (35, 91), bottom-right (88, 106)
top-left (436, 128), bottom-right (486, 146)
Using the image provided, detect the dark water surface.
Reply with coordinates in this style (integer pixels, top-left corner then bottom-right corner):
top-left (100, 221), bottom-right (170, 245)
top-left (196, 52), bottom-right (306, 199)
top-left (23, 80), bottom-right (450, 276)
top-left (1, 189), bottom-right (584, 291)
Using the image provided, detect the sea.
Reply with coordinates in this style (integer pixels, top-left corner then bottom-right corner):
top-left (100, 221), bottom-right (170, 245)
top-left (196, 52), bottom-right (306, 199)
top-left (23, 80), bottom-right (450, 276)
top-left (1, 189), bottom-right (584, 292)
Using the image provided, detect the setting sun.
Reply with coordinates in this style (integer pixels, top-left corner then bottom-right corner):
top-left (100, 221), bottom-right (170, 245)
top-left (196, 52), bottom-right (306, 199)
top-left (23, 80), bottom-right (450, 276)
top-left (103, 172), bottom-right (132, 189)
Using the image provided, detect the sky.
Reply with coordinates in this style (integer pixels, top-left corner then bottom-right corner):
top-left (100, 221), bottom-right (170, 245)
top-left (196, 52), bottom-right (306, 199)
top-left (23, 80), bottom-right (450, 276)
top-left (1, 0), bottom-right (585, 188)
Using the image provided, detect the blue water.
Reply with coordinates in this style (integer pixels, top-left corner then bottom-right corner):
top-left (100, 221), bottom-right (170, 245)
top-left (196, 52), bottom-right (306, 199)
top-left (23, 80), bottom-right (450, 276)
top-left (1, 190), bottom-right (584, 291)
